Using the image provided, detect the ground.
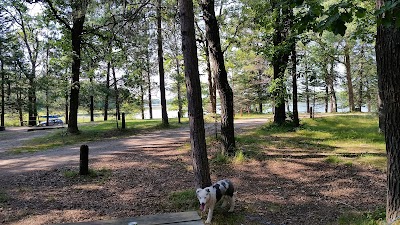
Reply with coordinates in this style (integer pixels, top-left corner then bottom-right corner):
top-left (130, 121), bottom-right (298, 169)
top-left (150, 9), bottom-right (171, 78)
top-left (0, 118), bottom-right (385, 225)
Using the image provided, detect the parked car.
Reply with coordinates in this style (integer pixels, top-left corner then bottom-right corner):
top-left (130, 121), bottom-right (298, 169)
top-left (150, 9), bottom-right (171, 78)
top-left (37, 118), bottom-right (64, 127)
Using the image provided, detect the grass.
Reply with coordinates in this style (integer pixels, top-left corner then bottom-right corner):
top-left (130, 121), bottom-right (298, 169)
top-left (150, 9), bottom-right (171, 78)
top-left (12, 118), bottom-right (188, 154)
top-left (63, 168), bottom-right (112, 183)
top-left (337, 208), bottom-right (385, 225)
top-left (235, 114), bottom-right (385, 170)
top-left (0, 189), bottom-right (9, 205)
top-left (168, 189), bottom-right (198, 211)
top-left (325, 155), bottom-right (343, 164)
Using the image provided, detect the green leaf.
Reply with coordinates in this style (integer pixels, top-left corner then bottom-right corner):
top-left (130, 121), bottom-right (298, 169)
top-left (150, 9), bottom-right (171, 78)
top-left (355, 7), bottom-right (366, 18)
top-left (332, 20), bottom-right (347, 36)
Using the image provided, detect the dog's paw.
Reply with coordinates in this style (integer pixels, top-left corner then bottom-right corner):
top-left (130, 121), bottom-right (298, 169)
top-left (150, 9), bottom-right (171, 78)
top-left (205, 219), bottom-right (211, 224)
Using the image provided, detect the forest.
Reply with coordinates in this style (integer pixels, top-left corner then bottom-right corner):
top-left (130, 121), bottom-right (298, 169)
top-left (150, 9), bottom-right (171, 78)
top-left (1, 0), bottom-right (400, 224)
top-left (0, 0), bottom-right (377, 129)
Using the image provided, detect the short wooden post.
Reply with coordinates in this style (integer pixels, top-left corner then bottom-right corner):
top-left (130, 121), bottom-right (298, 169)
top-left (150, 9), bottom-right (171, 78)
top-left (122, 113), bottom-right (126, 129)
top-left (80, 145), bottom-right (89, 175)
top-left (309, 107), bottom-right (313, 118)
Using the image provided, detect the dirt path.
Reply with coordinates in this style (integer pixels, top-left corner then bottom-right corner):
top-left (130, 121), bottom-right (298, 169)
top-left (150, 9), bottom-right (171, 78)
top-left (0, 118), bottom-right (386, 225)
top-left (0, 118), bottom-right (268, 174)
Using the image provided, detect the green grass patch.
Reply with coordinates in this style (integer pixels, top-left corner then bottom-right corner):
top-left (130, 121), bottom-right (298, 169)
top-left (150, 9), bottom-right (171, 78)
top-left (63, 168), bottom-right (112, 183)
top-left (12, 118), bottom-right (188, 153)
top-left (354, 154), bottom-right (387, 171)
top-left (168, 189), bottom-right (198, 211)
top-left (232, 150), bottom-right (246, 164)
top-left (211, 152), bottom-right (230, 165)
top-left (205, 208), bottom-right (245, 225)
top-left (325, 155), bottom-right (343, 164)
top-left (338, 208), bottom-right (385, 225)
top-left (0, 189), bottom-right (9, 204)
top-left (232, 114), bottom-right (386, 171)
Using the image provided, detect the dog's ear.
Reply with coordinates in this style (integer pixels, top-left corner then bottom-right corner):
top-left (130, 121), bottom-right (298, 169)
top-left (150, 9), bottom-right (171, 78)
top-left (205, 188), bottom-right (210, 193)
top-left (196, 188), bottom-right (202, 195)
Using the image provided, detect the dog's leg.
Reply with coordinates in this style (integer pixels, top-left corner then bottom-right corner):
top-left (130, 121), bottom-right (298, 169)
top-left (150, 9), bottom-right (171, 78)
top-left (228, 196), bottom-right (234, 212)
top-left (205, 205), bottom-right (214, 224)
top-left (221, 196), bottom-right (228, 208)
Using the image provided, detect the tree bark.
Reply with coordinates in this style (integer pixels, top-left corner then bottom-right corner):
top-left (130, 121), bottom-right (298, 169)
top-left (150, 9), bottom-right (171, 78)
top-left (140, 71), bottom-right (145, 120)
top-left (291, 43), bottom-right (299, 127)
top-left (157, 0), bottom-right (169, 126)
top-left (272, 1), bottom-right (290, 125)
top-left (179, 0), bottom-right (211, 188)
top-left (146, 45), bottom-right (153, 119)
top-left (200, 0), bottom-right (235, 154)
top-left (329, 60), bottom-right (337, 113)
top-left (112, 63), bottom-right (120, 120)
top-left (1, 57), bottom-right (4, 127)
top-left (104, 44), bottom-right (111, 121)
top-left (344, 42), bottom-right (355, 112)
top-left (68, 1), bottom-right (88, 133)
top-left (205, 40), bottom-right (216, 114)
top-left (376, 1), bottom-right (400, 222)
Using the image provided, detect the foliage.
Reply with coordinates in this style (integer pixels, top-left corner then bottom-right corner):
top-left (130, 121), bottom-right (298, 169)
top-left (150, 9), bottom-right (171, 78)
top-left (338, 208), bottom-right (385, 225)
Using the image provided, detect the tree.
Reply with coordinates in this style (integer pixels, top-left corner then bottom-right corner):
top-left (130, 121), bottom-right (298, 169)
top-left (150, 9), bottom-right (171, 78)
top-left (376, 0), bottom-right (400, 223)
top-left (157, 0), bottom-right (169, 126)
top-left (178, 0), bottom-right (211, 188)
top-left (200, 0), bottom-right (235, 155)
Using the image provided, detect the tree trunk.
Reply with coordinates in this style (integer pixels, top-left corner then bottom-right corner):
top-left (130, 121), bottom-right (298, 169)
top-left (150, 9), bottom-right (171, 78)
top-left (140, 72), bottom-right (145, 120)
top-left (65, 87), bottom-right (69, 125)
top-left (68, 1), bottom-right (87, 133)
top-left (291, 43), bottom-right (299, 127)
top-left (90, 77), bottom-right (94, 122)
top-left (376, 1), bottom-right (400, 222)
top-left (200, 0), bottom-right (235, 155)
top-left (329, 60), bottom-right (337, 113)
top-left (324, 83), bottom-right (329, 113)
top-left (205, 40), bottom-right (216, 114)
top-left (176, 56), bottom-right (183, 121)
top-left (344, 42), bottom-right (355, 112)
top-left (146, 46), bottom-right (153, 119)
top-left (1, 57), bottom-right (4, 127)
top-left (157, 0), bottom-right (169, 126)
top-left (179, 0), bottom-right (211, 188)
top-left (357, 63), bottom-right (363, 112)
top-left (305, 69), bottom-right (310, 113)
top-left (112, 63), bottom-right (120, 120)
top-left (272, 1), bottom-right (290, 125)
top-left (104, 49), bottom-right (111, 121)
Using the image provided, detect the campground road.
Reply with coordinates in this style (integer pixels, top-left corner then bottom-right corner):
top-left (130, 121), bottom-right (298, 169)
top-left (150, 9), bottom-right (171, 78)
top-left (0, 118), bottom-right (269, 175)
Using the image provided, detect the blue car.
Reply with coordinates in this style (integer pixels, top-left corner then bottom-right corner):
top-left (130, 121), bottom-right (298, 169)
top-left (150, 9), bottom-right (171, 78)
top-left (37, 118), bottom-right (64, 127)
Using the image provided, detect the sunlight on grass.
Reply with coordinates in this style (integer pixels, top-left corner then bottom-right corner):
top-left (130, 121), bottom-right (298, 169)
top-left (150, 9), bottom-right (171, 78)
top-left (235, 114), bottom-right (386, 171)
top-left (325, 155), bottom-right (343, 164)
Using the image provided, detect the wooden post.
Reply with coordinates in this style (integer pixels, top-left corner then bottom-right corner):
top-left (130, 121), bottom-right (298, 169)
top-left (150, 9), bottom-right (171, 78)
top-left (122, 113), bottom-right (126, 129)
top-left (80, 145), bottom-right (89, 175)
top-left (309, 107), bottom-right (313, 118)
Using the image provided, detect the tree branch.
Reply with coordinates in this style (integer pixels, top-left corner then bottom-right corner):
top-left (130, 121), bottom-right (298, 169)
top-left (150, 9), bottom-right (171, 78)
top-left (43, 0), bottom-right (72, 31)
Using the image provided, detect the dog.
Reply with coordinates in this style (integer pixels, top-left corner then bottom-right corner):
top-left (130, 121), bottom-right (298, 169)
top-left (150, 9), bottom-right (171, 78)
top-left (196, 179), bottom-right (235, 223)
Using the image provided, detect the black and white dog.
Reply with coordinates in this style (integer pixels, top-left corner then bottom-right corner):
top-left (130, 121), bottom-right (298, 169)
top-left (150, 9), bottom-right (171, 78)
top-left (196, 179), bottom-right (235, 223)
